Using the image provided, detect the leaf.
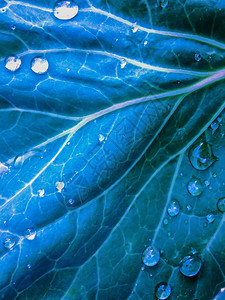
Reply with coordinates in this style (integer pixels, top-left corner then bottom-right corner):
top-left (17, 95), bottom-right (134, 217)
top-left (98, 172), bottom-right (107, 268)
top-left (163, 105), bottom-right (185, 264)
top-left (0, 0), bottom-right (225, 299)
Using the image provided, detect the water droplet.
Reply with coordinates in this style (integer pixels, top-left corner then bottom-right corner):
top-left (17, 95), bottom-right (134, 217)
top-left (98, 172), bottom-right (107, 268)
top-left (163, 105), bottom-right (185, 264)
top-left (217, 117), bottom-right (223, 124)
top-left (66, 67), bottom-right (70, 72)
top-left (143, 40), bottom-right (148, 46)
top-left (98, 134), bottom-right (105, 142)
top-left (187, 176), bottom-right (203, 196)
top-left (27, 264), bottom-right (31, 269)
top-left (186, 204), bottom-right (192, 211)
top-left (204, 180), bottom-right (210, 187)
top-left (53, 0), bottom-right (79, 20)
top-left (25, 228), bottom-right (36, 240)
top-left (132, 22), bottom-right (138, 33)
top-left (188, 141), bottom-right (218, 170)
top-left (206, 214), bottom-right (215, 223)
top-left (163, 218), bottom-right (168, 225)
top-left (38, 189), bottom-right (45, 197)
top-left (0, 7), bottom-right (6, 13)
top-left (31, 57), bottom-right (49, 74)
top-left (217, 197), bottom-right (225, 212)
top-left (167, 199), bottom-right (180, 217)
top-left (5, 56), bottom-right (21, 72)
top-left (212, 172), bottom-right (217, 178)
top-left (142, 245), bottom-right (160, 267)
top-left (10, 24), bottom-right (16, 30)
top-left (120, 59), bottom-right (127, 69)
top-left (211, 120), bottom-right (220, 133)
top-left (141, 266), bottom-right (145, 271)
top-left (3, 237), bottom-right (16, 250)
top-left (67, 198), bottom-right (75, 206)
top-left (194, 53), bottom-right (201, 62)
top-left (155, 282), bottom-right (171, 299)
top-left (160, 0), bottom-right (168, 8)
top-left (179, 255), bottom-right (201, 277)
top-left (14, 149), bottom-right (41, 168)
top-left (55, 181), bottom-right (64, 192)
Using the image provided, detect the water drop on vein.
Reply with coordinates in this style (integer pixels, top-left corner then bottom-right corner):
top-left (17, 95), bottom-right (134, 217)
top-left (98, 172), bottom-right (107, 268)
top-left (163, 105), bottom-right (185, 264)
top-left (38, 189), bottom-right (45, 197)
top-left (98, 134), bottom-right (105, 142)
top-left (3, 237), bottom-right (16, 250)
top-left (31, 57), bottom-right (49, 74)
top-left (167, 199), bottom-right (180, 217)
top-left (155, 282), bottom-right (171, 300)
top-left (187, 176), bottom-right (203, 196)
top-left (188, 141), bottom-right (218, 170)
top-left (5, 56), bottom-right (21, 72)
top-left (25, 228), bottom-right (36, 240)
top-left (206, 214), bottom-right (215, 223)
top-left (142, 245), bottom-right (160, 267)
top-left (179, 255), bottom-right (201, 277)
top-left (132, 22), bottom-right (138, 33)
top-left (120, 59), bottom-right (127, 69)
top-left (53, 0), bottom-right (79, 20)
top-left (56, 181), bottom-right (64, 192)
top-left (217, 197), bottom-right (225, 212)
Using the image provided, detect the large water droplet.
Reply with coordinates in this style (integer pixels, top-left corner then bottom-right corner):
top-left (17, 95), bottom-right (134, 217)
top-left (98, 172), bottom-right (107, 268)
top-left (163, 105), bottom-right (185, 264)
top-left (179, 255), bottom-right (201, 277)
top-left (55, 181), bottom-right (64, 192)
top-left (142, 245), bottom-right (160, 267)
top-left (167, 199), bottom-right (180, 217)
top-left (14, 149), bottom-right (41, 168)
top-left (188, 141), bottom-right (217, 170)
top-left (217, 197), bottom-right (225, 213)
top-left (5, 56), bottom-right (21, 71)
top-left (3, 237), bottom-right (16, 250)
top-left (25, 228), bottom-right (36, 240)
top-left (31, 57), bottom-right (49, 74)
top-left (155, 282), bottom-right (171, 299)
top-left (187, 176), bottom-right (203, 196)
top-left (53, 0), bottom-right (78, 20)
top-left (160, 0), bottom-right (168, 8)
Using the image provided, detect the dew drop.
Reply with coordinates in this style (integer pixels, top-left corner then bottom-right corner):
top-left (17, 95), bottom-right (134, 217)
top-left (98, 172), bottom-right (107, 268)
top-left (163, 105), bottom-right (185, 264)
top-left (3, 237), bottom-right (16, 250)
top-left (167, 199), bottom-right (180, 217)
top-left (38, 189), bottom-right (45, 197)
top-left (211, 120), bottom-right (220, 133)
top-left (53, 0), bottom-right (78, 20)
top-left (25, 228), bottom-right (36, 240)
top-left (160, 0), bottom-right (169, 8)
top-left (31, 57), bottom-right (49, 74)
top-left (187, 176), bottom-right (203, 196)
top-left (143, 40), bottom-right (148, 46)
top-left (10, 24), bottom-right (16, 30)
top-left (55, 181), bottom-right (64, 192)
top-left (155, 282), bottom-right (171, 299)
top-left (206, 214), bottom-right (215, 223)
top-left (142, 245), bottom-right (160, 267)
top-left (194, 53), bottom-right (201, 62)
top-left (163, 218), bottom-right (169, 225)
top-left (188, 141), bottom-right (217, 170)
top-left (98, 134), bottom-right (105, 142)
top-left (0, 7), bottom-right (6, 13)
top-left (212, 172), bottom-right (217, 178)
top-left (179, 255), bottom-right (201, 277)
top-left (217, 197), bottom-right (225, 213)
top-left (27, 264), bottom-right (31, 269)
top-left (5, 56), bottom-right (21, 72)
top-left (186, 204), bottom-right (192, 211)
top-left (67, 198), bottom-right (75, 206)
top-left (120, 59), bottom-right (127, 69)
top-left (205, 180), bottom-right (210, 187)
top-left (132, 22), bottom-right (138, 33)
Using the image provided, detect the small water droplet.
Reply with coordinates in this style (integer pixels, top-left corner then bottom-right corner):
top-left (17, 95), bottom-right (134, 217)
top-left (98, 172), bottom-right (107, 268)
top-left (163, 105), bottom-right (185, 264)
top-left (120, 59), bottom-right (127, 69)
top-left (194, 53), bottom-right (201, 62)
top-left (3, 237), bottom-right (16, 250)
top-left (188, 141), bottom-right (218, 170)
top-left (66, 68), bottom-right (70, 72)
top-left (132, 22), bottom-right (138, 33)
top-left (187, 176), bottom-right (203, 196)
top-left (163, 218), bottom-right (169, 225)
top-left (217, 117), bottom-right (223, 124)
top-left (167, 199), bottom-right (180, 217)
top-left (55, 181), bottom-right (64, 192)
top-left (0, 7), bottom-right (6, 13)
top-left (155, 282), bottom-right (171, 299)
top-left (10, 24), bottom-right (16, 30)
top-left (143, 40), bottom-right (148, 46)
top-left (212, 172), bottom-right (217, 178)
top-left (217, 197), bottom-right (225, 212)
top-left (141, 266), bottom-right (145, 271)
top-left (211, 120), bottom-right (220, 133)
top-left (31, 57), bottom-right (49, 74)
top-left (204, 180), bottom-right (210, 187)
top-left (186, 204), bottom-right (192, 211)
top-left (53, 0), bottom-right (78, 20)
top-left (27, 264), bottom-right (31, 269)
top-left (142, 245), bottom-right (160, 267)
top-left (98, 134), bottom-right (105, 142)
top-left (160, 0), bottom-right (168, 8)
top-left (25, 228), bottom-right (36, 240)
top-left (206, 214), bottom-right (215, 223)
top-left (67, 198), bottom-right (75, 206)
top-left (5, 56), bottom-right (21, 72)
top-left (179, 255), bottom-right (201, 277)
top-left (38, 189), bottom-right (45, 197)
